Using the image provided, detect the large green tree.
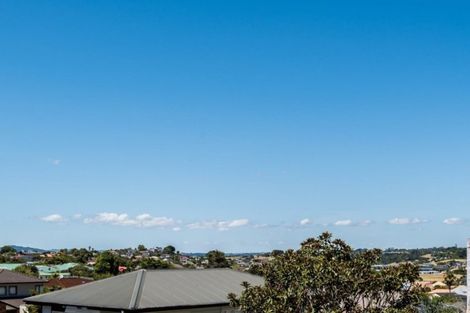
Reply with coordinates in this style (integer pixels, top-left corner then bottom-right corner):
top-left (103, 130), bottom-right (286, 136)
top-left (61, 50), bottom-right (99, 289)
top-left (69, 264), bottom-right (94, 277)
top-left (207, 250), bottom-right (230, 268)
top-left (94, 251), bottom-right (124, 275)
top-left (70, 248), bottom-right (93, 264)
top-left (443, 271), bottom-right (457, 294)
top-left (162, 245), bottom-right (176, 255)
top-left (1, 245), bottom-right (16, 254)
top-left (229, 232), bottom-right (424, 313)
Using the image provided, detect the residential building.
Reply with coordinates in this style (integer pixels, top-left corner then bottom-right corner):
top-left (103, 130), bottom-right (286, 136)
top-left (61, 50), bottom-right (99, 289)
top-left (45, 277), bottom-right (93, 290)
top-left (26, 269), bottom-right (264, 313)
top-left (0, 270), bottom-right (45, 313)
top-left (0, 270), bottom-right (45, 299)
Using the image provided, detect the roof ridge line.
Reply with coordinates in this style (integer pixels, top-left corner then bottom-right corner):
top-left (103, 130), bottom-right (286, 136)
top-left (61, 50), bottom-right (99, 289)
top-left (129, 269), bottom-right (146, 310)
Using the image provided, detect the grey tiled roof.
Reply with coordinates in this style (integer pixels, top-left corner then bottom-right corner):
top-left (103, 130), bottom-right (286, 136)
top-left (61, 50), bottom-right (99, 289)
top-left (0, 269), bottom-right (45, 284)
top-left (26, 269), bottom-right (264, 311)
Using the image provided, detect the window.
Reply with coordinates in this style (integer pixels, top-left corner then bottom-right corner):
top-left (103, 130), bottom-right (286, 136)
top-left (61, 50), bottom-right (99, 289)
top-left (0, 286), bottom-right (6, 296)
top-left (8, 286), bottom-right (17, 295)
top-left (35, 285), bottom-right (42, 293)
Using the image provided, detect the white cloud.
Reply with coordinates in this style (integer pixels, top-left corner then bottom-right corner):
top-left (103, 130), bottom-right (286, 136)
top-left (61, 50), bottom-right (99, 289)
top-left (388, 217), bottom-right (426, 225)
top-left (172, 227), bottom-right (181, 232)
top-left (83, 212), bottom-right (175, 228)
top-left (186, 219), bottom-right (249, 231)
top-left (300, 218), bottom-right (311, 226)
top-left (49, 159), bottom-right (61, 166)
top-left (73, 214), bottom-right (82, 219)
top-left (253, 223), bottom-right (270, 228)
top-left (41, 214), bottom-right (66, 223)
top-left (443, 217), bottom-right (464, 225)
top-left (358, 219), bottom-right (372, 226)
top-left (331, 219), bottom-right (372, 227)
top-left (334, 219), bottom-right (353, 226)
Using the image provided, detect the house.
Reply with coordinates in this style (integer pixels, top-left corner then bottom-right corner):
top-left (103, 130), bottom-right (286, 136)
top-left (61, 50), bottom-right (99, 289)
top-left (45, 277), bottom-right (93, 290)
top-left (0, 270), bottom-right (45, 313)
top-left (35, 263), bottom-right (79, 279)
top-left (178, 255), bottom-right (190, 265)
top-left (0, 270), bottom-right (45, 299)
top-left (0, 264), bottom-right (84, 280)
top-left (26, 269), bottom-right (264, 313)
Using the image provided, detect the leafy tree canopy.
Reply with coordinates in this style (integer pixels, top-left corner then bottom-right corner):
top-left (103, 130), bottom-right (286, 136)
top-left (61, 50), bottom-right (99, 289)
top-left (69, 264), bottom-right (94, 277)
top-left (1, 245), bottom-right (16, 254)
top-left (207, 250), bottom-right (230, 268)
top-left (230, 232), bottom-right (424, 313)
top-left (94, 251), bottom-right (128, 275)
top-left (14, 264), bottom-right (39, 278)
top-left (443, 271), bottom-right (458, 293)
top-left (139, 258), bottom-right (170, 270)
top-left (162, 245), bottom-right (176, 255)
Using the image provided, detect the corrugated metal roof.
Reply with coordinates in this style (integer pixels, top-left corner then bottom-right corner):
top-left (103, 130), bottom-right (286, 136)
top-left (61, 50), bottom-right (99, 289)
top-left (0, 269), bottom-right (45, 284)
top-left (36, 263), bottom-right (79, 273)
top-left (26, 269), bottom-right (264, 311)
top-left (0, 264), bottom-right (22, 271)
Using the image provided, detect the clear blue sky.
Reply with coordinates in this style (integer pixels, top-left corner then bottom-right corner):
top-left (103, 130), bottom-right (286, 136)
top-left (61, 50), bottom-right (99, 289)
top-left (1, 1), bottom-right (470, 252)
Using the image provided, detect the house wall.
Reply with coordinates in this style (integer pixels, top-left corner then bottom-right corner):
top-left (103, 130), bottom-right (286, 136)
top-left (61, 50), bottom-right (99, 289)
top-left (0, 283), bottom-right (43, 299)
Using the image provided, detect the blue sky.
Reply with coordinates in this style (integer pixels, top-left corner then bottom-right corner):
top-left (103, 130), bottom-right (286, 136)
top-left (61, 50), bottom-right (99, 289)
top-left (1, 1), bottom-right (470, 252)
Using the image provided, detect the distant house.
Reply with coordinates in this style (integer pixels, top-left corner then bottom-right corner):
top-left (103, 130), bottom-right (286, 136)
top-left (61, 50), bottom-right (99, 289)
top-left (0, 263), bottom-right (85, 280)
top-left (178, 255), bottom-right (190, 265)
top-left (45, 277), bottom-right (93, 290)
top-left (26, 269), bottom-right (264, 313)
top-left (35, 263), bottom-right (79, 279)
top-left (0, 269), bottom-right (45, 313)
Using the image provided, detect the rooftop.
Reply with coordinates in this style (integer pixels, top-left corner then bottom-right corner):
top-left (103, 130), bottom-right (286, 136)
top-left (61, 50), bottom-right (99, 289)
top-left (45, 277), bottom-right (93, 289)
top-left (26, 269), bottom-right (264, 311)
top-left (0, 269), bottom-right (45, 284)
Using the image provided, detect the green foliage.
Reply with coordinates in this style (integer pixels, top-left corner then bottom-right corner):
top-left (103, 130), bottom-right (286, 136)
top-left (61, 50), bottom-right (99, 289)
top-left (94, 251), bottom-right (128, 275)
top-left (443, 271), bottom-right (457, 293)
top-left (69, 248), bottom-right (93, 263)
top-left (230, 232), bottom-right (424, 313)
top-left (419, 296), bottom-right (459, 313)
top-left (0, 245), bottom-right (16, 254)
top-left (248, 263), bottom-right (264, 276)
top-left (137, 244), bottom-right (146, 251)
top-left (14, 264), bottom-right (39, 277)
top-left (162, 245), bottom-right (176, 255)
top-left (69, 264), bottom-right (94, 277)
top-left (43, 253), bottom-right (75, 265)
top-left (92, 272), bottom-right (113, 280)
top-left (380, 247), bottom-right (465, 264)
top-left (207, 250), bottom-right (230, 268)
top-left (139, 258), bottom-right (170, 270)
top-left (27, 305), bottom-right (41, 313)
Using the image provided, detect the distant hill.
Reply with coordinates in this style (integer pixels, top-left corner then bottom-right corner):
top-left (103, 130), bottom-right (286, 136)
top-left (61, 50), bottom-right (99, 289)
top-left (8, 245), bottom-right (46, 253)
